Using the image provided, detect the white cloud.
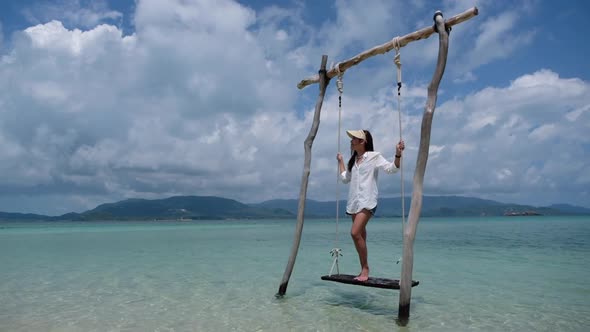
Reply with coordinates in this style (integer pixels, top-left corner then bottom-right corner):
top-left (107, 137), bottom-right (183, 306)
top-left (446, 3), bottom-right (536, 82)
top-left (453, 71), bottom-right (477, 83)
top-left (275, 30), bottom-right (288, 41)
top-left (427, 69), bottom-right (589, 205)
top-left (451, 142), bottom-right (475, 154)
top-left (0, 0), bottom-right (300, 212)
top-left (528, 124), bottom-right (557, 142)
top-left (28, 81), bottom-right (69, 103)
top-left (465, 115), bottom-right (497, 132)
top-left (22, 0), bottom-right (122, 28)
top-left (0, 0), bottom-right (588, 214)
top-left (495, 168), bottom-right (513, 181)
top-left (24, 20), bottom-right (127, 56)
top-left (566, 104), bottom-right (590, 122)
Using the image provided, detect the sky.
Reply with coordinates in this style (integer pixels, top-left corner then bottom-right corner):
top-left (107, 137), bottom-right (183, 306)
top-left (0, 0), bottom-right (589, 215)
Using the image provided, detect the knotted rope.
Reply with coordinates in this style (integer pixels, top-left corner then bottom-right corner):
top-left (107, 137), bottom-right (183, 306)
top-left (393, 36), bottom-right (405, 265)
top-left (329, 62), bottom-right (344, 276)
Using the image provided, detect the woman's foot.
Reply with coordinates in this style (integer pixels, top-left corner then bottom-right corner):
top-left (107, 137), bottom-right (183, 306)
top-left (354, 268), bottom-right (369, 281)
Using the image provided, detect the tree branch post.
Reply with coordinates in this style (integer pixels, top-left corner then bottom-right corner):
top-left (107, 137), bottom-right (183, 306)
top-left (277, 55), bottom-right (330, 297)
top-left (397, 11), bottom-right (450, 326)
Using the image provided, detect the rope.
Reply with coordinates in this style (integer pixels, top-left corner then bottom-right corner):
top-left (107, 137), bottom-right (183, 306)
top-left (393, 37), bottom-right (405, 265)
top-left (330, 63), bottom-right (344, 276)
top-left (329, 248), bottom-right (342, 276)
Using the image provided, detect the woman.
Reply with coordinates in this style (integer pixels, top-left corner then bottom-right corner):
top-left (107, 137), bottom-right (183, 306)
top-left (336, 129), bottom-right (405, 281)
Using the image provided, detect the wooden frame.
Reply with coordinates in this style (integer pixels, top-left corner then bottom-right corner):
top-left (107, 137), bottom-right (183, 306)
top-left (277, 7), bottom-right (479, 325)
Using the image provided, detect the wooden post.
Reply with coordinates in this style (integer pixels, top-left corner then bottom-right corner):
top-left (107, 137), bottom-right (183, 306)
top-left (277, 55), bottom-right (330, 297)
top-left (397, 11), bottom-right (449, 325)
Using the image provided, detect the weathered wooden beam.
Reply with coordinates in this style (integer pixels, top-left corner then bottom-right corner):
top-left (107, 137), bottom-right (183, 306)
top-left (397, 11), bottom-right (450, 326)
top-left (277, 55), bottom-right (330, 297)
top-left (297, 7), bottom-right (478, 90)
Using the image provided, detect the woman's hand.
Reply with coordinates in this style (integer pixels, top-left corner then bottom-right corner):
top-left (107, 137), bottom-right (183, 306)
top-left (336, 153), bottom-right (344, 162)
top-left (396, 140), bottom-right (405, 155)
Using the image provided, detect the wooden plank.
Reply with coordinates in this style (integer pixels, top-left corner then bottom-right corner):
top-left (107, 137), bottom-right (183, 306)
top-left (321, 274), bottom-right (419, 290)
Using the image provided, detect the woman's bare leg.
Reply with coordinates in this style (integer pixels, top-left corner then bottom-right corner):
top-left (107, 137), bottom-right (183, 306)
top-left (350, 209), bottom-right (372, 281)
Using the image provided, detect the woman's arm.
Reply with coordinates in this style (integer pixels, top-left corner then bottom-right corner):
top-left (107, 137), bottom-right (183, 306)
top-left (375, 140), bottom-right (405, 173)
top-left (337, 153), bottom-right (351, 183)
top-left (376, 153), bottom-right (399, 174)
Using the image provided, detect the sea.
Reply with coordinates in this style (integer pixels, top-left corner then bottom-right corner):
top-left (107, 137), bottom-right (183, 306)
top-left (0, 216), bottom-right (589, 332)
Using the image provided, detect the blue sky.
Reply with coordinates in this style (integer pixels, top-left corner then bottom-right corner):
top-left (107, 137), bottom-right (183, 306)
top-left (0, 0), bottom-right (589, 215)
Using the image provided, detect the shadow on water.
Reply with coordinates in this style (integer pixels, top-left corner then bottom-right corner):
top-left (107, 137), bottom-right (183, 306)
top-left (318, 281), bottom-right (434, 315)
top-left (273, 287), bottom-right (308, 299)
top-left (322, 290), bottom-right (435, 330)
top-left (324, 290), bottom-right (392, 315)
top-left (271, 283), bottom-right (432, 331)
top-left (320, 288), bottom-right (413, 315)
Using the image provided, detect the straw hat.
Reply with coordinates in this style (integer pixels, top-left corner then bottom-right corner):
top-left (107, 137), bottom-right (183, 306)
top-left (346, 130), bottom-right (366, 141)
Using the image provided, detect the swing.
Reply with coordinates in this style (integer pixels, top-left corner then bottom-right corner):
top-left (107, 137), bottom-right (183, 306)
top-left (321, 42), bottom-right (419, 290)
top-left (321, 274), bottom-right (419, 290)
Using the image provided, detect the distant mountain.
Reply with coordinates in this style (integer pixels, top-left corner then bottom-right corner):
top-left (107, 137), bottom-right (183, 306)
top-left (252, 196), bottom-right (589, 218)
top-left (0, 196), bottom-right (294, 221)
top-left (0, 212), bottom-right (50, 221)
top-left (79, 196), bottom-right (294, 220)
top-left (253, 199), bottom-right (337, 218)
top-left (547, 204), bottom-right (590, 215)
top-left (0, 195), bottom-right (588, 222)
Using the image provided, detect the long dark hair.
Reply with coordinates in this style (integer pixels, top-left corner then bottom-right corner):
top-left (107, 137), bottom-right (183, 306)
top-left (347, 130), bottom-right (374, 172)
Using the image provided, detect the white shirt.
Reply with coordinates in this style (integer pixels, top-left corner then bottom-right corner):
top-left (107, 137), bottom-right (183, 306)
top-left (340, 151), bottom-right (399, 214)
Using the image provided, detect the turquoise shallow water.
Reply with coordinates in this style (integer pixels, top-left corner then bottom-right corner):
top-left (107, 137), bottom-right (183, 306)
top-left (1, 216), bottom-right (589, 331)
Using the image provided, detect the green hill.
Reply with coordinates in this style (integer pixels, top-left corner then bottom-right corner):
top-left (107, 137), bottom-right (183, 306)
top-left (252, 195), bottom-right (589, 217)
top-left (0, 212), bottom-right (49, 221)
top-left (78, 196), bottom-right (294, 220)
top-left (0, 195), bottom-right (588, 221)
top-left (0, 196), bottom-right (294, 221)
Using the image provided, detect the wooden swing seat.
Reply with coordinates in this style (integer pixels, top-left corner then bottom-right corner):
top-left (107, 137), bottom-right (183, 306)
top-left (321, 274), bottom-right (419, 290)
